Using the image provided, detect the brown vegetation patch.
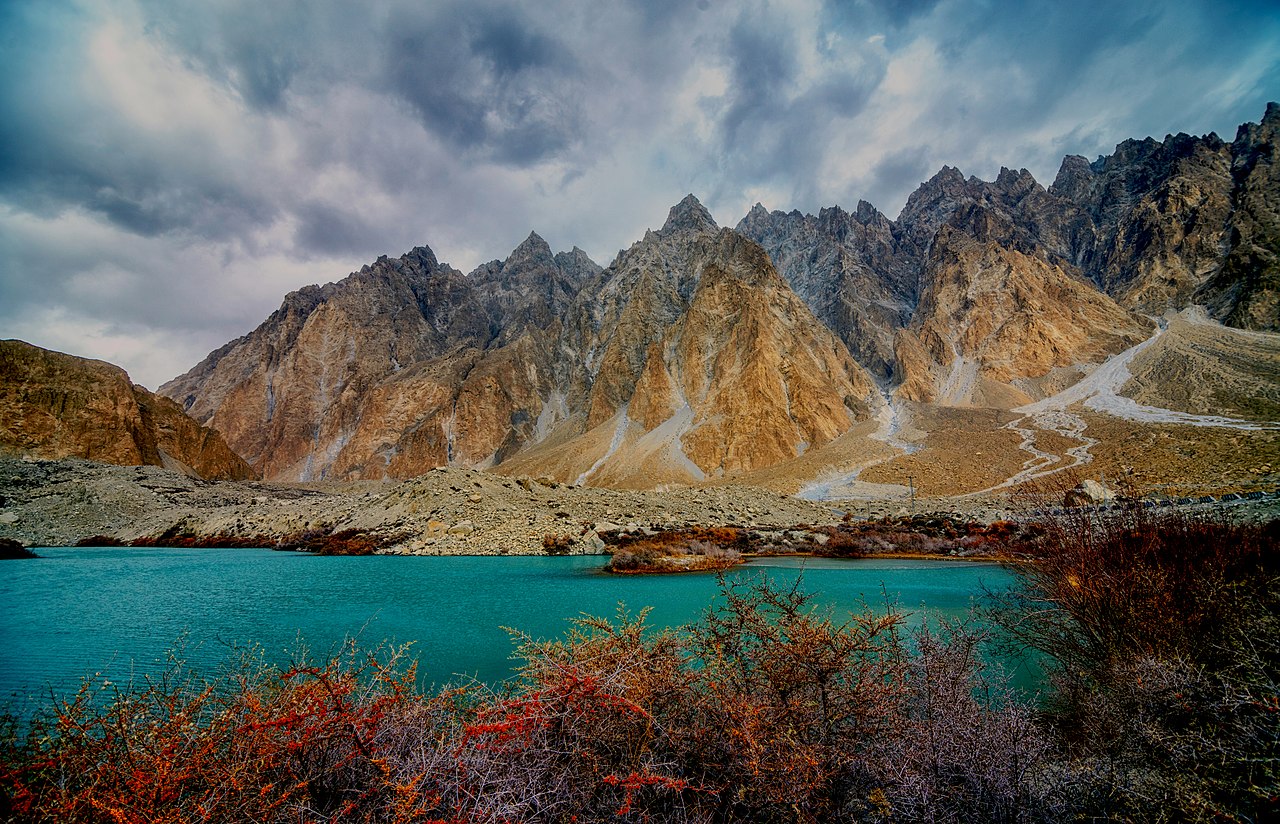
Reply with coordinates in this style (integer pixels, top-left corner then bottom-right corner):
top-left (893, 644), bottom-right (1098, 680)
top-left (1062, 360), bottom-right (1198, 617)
top-left (604, 526), bottom-right (749, 573)
top-left (603, 516), bottom-right (1032, 572)
top-left (814, 515), bottom-right (1031, 559)
top-left (124, 524), bottom-right (405, 555)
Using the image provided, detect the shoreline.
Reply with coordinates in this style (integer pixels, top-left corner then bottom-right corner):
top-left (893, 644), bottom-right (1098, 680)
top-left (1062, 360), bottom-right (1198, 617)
top-left (747, 551), bottom-right (1012, 564)
top-left (36, 544), bottom-right (1014, 565)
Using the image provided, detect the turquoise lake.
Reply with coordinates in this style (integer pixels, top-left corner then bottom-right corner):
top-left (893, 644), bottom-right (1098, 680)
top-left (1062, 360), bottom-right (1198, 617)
top-left (0, 549), bottom-right (1019, 707)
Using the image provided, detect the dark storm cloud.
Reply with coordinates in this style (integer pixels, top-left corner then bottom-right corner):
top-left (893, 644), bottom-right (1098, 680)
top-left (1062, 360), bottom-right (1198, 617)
top-left (293, 202), bottom-right (395, 259)
top-left (134, 0), bottom-right (336, 111)
top-left (859, 146), bottom-right (935, 214)
top-left (382, 2), bottom-right (586, 166)
top-left (712, 6), bottom-right (884, 205)
top-left (720, 16), bottom-right (799, 152)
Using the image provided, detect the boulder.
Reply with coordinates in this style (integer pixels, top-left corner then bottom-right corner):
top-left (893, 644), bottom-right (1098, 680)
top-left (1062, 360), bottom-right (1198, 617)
top-left (1064, 480), bottom-right (1116, 507)
top-left (0, 538), bottom-right (36, 559)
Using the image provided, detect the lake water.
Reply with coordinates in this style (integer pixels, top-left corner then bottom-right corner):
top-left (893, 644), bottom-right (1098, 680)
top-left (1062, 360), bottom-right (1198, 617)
top-left (0, 549), bottom-right (1017, 707)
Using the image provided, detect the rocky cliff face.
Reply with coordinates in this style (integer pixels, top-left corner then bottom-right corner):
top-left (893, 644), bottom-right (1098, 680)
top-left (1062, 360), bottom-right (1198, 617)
top-left (553, 212), bottom-right (879, 486)
top-left (1197, 103), bottom-right (1280, 331)
top-left (894, 214), bottom-right (1152, 407)
top-left (0, 340), bottom-right (254, 480)
top-left (736, 200), bottom-right (912, 380)
top-left (163, 237), bottom-right (600, 481)
top-left (740, 106), bottom-right (1277, 405)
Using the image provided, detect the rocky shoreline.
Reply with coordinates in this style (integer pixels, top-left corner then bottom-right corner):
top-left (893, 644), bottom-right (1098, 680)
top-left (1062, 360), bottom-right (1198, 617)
top-left (0, 458), bottom-right (859, 555)
top-left (3, 457), bottom-right (1275, 557)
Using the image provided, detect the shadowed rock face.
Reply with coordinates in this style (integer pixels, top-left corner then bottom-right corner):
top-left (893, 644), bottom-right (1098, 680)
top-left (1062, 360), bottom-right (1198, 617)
top-left (0, 340), bottom-right (254, 480)
top-left (161, 246), bottom-right (493, 480)
top-left (736, 200), bottom-right (911, 381)
top-left (1197, 102), bottom-right (1280, 331)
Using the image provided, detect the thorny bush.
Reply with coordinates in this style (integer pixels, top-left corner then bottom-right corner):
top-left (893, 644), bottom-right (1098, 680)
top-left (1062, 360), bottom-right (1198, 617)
top-left (989, 505), bottom-right (1280, 821)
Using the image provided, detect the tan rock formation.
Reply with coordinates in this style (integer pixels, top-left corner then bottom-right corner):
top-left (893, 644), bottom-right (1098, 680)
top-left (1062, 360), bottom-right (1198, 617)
top-left (667, 231), bottom-right (876, 474)
top-left (895, 223), bottom-right (1152, 407)
top-left (513, 221), bottom-right (880, 487)
top-left (0, 340), bottom-right (254, 480)
top-left (163, 237), bottom-right (596, 482)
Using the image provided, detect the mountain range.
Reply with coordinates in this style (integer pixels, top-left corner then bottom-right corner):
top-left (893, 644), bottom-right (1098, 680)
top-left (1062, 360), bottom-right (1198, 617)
top-left (12, 107), bottom-right (1280, 495)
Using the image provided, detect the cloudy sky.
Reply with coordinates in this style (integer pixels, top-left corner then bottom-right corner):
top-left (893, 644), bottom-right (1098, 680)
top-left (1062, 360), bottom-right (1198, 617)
top-left (2, 0), bottom-right (1277, 389)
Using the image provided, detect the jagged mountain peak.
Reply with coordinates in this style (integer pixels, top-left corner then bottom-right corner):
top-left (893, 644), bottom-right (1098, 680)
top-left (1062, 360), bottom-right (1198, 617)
top-left (368, 244), bottom-right (439, 269)
top-left (993, 167), bottom-right (1040, 197)
top-left (501, 230), bottom-right (555, 268)
top-left (737, 202), bottom-right (787, 235)
top-left (158, 105), bottom-right (1279, 486)
top-left (661, 194), bottom-right (718, 234)
top-left (926, 165), bottom-right (966, 187)
top-left (1048, 154), bottom-right (1095, 199)
top-left (1236, 101), bottom-right (1280, 146)
top-left (855, 199), bottom-right (881, 222)
top-left (554, 246), bottom-right (603, 278)
top-left (406, 245), bottom-right (439, 266)
top-left (899, 165), bottom-right (972, 219)
top-left (515, 230), bottom-right (551, 253)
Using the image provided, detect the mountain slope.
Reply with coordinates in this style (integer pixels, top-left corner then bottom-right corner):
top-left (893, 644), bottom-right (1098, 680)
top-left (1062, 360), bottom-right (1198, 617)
top-left (893, 213), bottom-right (1152, 408)
top-left (503, 198), bottom-right (881, 487)
top-left (162, 239), bottom-right (600, 481)
top-left (736, 200), bottom-right (912, 380)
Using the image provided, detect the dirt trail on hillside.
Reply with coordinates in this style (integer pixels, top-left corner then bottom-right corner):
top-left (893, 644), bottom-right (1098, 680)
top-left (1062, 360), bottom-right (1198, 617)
top-left (963, 310), bottom-right (1278, 497)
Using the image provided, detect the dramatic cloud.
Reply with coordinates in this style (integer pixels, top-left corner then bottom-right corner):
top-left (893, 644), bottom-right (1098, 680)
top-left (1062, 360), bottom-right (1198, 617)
top-left (1, 0), bottom-right (1276, 388)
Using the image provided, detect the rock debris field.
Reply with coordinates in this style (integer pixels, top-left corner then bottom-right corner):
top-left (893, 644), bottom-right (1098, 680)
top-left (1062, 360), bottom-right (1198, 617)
top-left (0, 459), bottom-right (847, 555)
top-left (3, 458), bottom-right (1274, 555)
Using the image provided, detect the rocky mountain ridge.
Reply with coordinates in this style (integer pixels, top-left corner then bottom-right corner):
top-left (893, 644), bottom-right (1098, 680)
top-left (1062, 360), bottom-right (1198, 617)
top-left (158, 107), bottom-right (1280, 487)
top-left (740, 103), bottom-right (1279, 387)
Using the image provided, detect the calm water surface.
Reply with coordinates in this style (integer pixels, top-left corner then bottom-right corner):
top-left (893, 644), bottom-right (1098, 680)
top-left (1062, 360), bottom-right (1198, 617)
top-left (0, 549), bottom-right (1016, 705)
